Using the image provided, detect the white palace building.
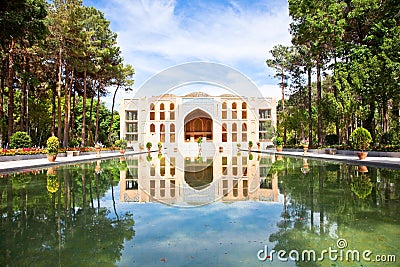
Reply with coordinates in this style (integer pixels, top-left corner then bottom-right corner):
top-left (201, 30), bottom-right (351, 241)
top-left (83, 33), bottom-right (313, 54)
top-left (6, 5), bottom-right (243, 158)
top-left (119, 92), bottom-right (277, 153)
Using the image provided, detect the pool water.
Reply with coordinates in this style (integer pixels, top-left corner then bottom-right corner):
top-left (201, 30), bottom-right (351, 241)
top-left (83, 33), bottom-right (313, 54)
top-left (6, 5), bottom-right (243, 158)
top-left (0, 153), bottom-right (399, 266)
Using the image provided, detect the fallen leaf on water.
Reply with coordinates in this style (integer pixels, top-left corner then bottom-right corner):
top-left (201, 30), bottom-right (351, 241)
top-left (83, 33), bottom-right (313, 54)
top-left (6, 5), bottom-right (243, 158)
top-left (160, 258), bottom-right (166, 263)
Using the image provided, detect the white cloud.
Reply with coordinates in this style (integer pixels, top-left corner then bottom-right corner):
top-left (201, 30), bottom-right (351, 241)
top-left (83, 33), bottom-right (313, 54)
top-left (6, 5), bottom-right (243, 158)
top-left (93, 0), bottom-right (291, 108)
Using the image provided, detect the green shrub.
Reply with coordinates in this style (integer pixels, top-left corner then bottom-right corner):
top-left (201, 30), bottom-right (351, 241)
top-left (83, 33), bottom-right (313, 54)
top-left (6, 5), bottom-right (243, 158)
top-left (116, 139), bottom-right (127, 149)
top-left (350, 127), bottom-right (372, 151)
top-left (380, 130), bottom-right (399, 146)
top-left (248, 141), bottom-right (253, 148)
top-left (68, 138), bottom-right (80, 148)
top-left (324, 134), bottom-right (339, 146)
top-left (46, 136), bottom-right (59, 155)
top-left (273, 136), bottom-right (284, 147)
top-left (146, 142), bottom-right (152, 150)
top-left (10, 131), bottom-right (31, 148)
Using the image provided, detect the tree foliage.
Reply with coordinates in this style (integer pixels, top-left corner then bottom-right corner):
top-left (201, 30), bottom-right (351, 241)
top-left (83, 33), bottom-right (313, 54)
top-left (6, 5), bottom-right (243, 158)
top-left (267, 0), bottom-right (400, 149)
top-left (0, 0), bottom-right (134, 148)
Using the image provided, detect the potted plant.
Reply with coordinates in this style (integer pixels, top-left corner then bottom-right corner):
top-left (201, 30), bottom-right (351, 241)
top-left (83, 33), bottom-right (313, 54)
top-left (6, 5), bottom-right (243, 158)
top-left (350, 127), bottom-right (372, 159)
top-left (248, 141), bottom-right (253, 151)
top-left (116, 139), bottom-right (127, 154)
top-left (257, 142), bottom-right (261, 150)
top-left (301, 138), bottom-right (309, 154)
top-left (46, 136), bottom-right (59, 162)
top-left (146, 142), bottom-right (152, 152)
top-left (197, 137), bottom-right (203, 152)
top-left (157, 141), bottom-right (163, 153)
top-left (273, 136), bottom-right (283, 152)
top-left (95, 142), bottom-right (103, 157)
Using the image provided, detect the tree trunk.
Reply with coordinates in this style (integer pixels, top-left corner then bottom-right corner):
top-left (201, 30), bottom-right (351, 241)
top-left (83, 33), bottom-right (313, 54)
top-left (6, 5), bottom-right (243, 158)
top-left (307, 67), bottom-right (313, 148)
top-left (88, 95), bottom-right (94, 145)
top-left (63, 68), bottom-right (72, 148)
top-left (0, 61), bottom-right (4, 148)
top-left (316, 58), bottom-right (322, 146)
top-left (94, 85), bottom-right (101, 144)
top-left (81, 69), bottom-right (87, 147)
top-left (7, 39), bottom-right (15, 143)
top-left (51, 84), bottom-right (56, 136)
top-left (107, 85), bottom-right (120, 143)
top-left (20, 55), bottom-right (27, 131)
top-left (57, 40), bottom-right (63, 139)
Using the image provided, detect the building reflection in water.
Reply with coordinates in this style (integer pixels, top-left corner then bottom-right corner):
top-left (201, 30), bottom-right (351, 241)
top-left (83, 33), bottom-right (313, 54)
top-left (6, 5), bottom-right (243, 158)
top-left (119, 152), bottom-right (279, 206)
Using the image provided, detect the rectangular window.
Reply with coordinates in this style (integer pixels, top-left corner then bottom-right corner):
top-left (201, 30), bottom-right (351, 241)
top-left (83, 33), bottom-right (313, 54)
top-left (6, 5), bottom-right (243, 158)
top-left (259, 109), bottom-right (271, 119)
top-left (160, 112), bottom-right (165, 120)
top-left (242, 133), bottom-right (247, 142)
top-left (232, 133), bottom-right (237, 142)
top-left (243, 180), bottom-right (248, 197)
top-left (222, 111), bottom-right (227, 119)
top-left (223, 180), bottom-right (229, 196)
top-left (160, 180), bottom-right (165, 197)
top-left (150, 112), bottom-right (155, 120)
top-left (127, 122), bottom-right (138, 133)
top-left (222, 133), bottom-right (227, 142)
top-left (170, 134), bottom-right (175, 143)
top-left (170, 111), bottom-right (175, 120)
top-left (232, 111), bottom-right (237, 119)
top-left (150, 180), bottom-right (155, 196)
top-left (126, 134), bottom-right (138, 142)
top-left (126, 111), bottom-right (138, 120)
top-left (170, 180), bottom-right (175, 197)
top-left (242, 110), bottom-right (247, 119)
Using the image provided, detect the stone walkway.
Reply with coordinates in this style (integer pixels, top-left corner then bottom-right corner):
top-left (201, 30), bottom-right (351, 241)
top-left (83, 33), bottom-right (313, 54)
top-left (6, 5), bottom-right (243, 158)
top-left (260, 149), bottom-right (400, 170)
top-left (1, 149), bottom-right (399, 174)
top-left (0, 151), bottom-right (145, 174)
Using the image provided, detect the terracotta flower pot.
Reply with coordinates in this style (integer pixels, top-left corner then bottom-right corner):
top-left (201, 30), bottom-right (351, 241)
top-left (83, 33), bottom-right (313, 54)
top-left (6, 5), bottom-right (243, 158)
top-left (47, 154), bottom-right (57, 162)
top-left (358, 165), bottom-right (368, 173)
top-left (120, 149), bottom-right (125, 154)
top-left (357, 151), bottom-right (368, 160)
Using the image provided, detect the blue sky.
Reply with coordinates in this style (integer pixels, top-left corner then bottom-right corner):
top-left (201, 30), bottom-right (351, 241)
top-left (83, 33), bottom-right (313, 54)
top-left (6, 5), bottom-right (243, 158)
top-left (82, 0), bottom-right (292, 107)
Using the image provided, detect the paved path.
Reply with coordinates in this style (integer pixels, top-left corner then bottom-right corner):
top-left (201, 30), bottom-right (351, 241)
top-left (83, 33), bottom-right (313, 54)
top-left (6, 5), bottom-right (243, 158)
top-left (0, 151), bottom-right (148, 174)
top-left (1, 149), bottom-right (399, 174)
top-left (259, 149), bottom-right (400, 170)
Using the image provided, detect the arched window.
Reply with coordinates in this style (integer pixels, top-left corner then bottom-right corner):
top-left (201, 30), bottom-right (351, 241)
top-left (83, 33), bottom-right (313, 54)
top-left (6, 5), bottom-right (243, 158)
top-left (242, 102), bottom-right (247, 119)
top-left (150, 124), bottom-right (155, 133)
top-left (222, 102), bottom-right (227, 119)
top-left (170, 123), bottom-right (175, 143)
top-left (232, 123), bottom-right (237, 142)
top-left (169, 103), bottom-right (175, 120)
top-left (150, 103), bottom-right (155, 120)
top-left (242, 123), bottom-right (247, 142)
top-left (232, 102), bottom-right (237, 119)
top-left (222, 123), bottom-right (227, 142)
top-left (160, 103), bottom-right (165, 120)
top-left (160, 124), bottom-right (165, 142)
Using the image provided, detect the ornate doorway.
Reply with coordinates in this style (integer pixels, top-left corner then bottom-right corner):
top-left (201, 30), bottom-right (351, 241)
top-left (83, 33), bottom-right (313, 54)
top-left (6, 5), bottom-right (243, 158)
top-left (184, 109), bottom-right (213, 141)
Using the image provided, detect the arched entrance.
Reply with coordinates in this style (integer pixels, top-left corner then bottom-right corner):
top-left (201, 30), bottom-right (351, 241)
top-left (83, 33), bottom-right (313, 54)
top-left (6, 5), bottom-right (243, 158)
top-left (184, 109), bottom-right (213, 141)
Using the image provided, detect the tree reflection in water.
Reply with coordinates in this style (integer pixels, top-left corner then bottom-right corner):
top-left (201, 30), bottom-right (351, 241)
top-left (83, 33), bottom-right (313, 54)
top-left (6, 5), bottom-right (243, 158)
top-left (269, 157), bottom-right (399, 266)
top-left (0, 159), bottom-right (135, 266)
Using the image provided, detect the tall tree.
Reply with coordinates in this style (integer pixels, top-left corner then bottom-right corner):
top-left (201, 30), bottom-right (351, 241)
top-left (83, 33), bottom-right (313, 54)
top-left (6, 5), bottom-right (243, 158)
top-left (107, 64), bottom-right (134, 143)
top-left (0, 0), bottom-right (48, 146)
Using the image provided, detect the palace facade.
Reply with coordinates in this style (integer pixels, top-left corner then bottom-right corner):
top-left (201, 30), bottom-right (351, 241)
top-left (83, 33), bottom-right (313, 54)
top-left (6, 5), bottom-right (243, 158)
top-left (120, 92), bottom-right (277, 152)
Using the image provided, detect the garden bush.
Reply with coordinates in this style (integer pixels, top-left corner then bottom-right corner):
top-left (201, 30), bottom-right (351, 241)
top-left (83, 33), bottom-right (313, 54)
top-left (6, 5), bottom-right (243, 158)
top-left (10, 131), bottom-right (32, 148)
top-left (324, 134), bottom-right (339, 146)
top-left (380, 130), bottom-right (399, 146)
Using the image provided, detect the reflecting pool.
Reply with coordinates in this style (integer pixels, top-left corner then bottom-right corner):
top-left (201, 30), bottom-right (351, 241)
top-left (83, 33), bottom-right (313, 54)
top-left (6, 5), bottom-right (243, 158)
top-left (0, 153), bottom-right (399, 266)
